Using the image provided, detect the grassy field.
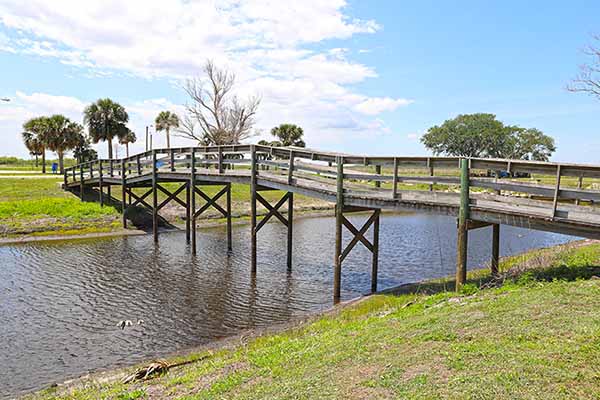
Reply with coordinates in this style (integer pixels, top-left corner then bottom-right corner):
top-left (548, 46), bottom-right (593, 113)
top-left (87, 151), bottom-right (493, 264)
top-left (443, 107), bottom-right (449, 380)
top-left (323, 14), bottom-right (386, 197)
top-left (26, 241), bottom-right (600, 400)
top-left (0, 176), bottom-right (330, 237)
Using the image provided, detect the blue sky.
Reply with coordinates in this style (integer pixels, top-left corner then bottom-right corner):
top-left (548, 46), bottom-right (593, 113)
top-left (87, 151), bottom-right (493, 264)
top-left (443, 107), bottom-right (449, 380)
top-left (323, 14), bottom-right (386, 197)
top-left (0, 0), bottom-right (598, 162)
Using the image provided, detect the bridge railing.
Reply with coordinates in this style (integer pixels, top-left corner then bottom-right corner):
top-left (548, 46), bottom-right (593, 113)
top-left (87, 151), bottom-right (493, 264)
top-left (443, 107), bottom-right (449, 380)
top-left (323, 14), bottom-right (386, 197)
top-left (65, 145), bottom-right (600, 224)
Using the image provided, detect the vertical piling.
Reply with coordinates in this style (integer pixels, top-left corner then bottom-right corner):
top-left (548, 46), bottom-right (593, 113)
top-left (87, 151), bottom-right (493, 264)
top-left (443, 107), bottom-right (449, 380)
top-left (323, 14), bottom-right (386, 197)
top-left (226, 183), bottom-right (233, 253)
top-left (455, 158), bottom-right (470, 290)
top-left (491, 224), bottom-right (500, 276)
top-left (334, 156), bottom-right (344, 303)
top-left (371, 209), bottom-right (380, 293)
top-left (287, 193), bottom-right (294, 271)
top-left (121, 160), bottom-right (127, 228)
top-left (98, 160), bottom-right (104, 207)
top-left (375, 165), bottom-right (381, 188)
top-left (185, 181), bottom-right (191, 243)
top-left (250, 145), bottom-right (258, 273)
top-left (152, 151), bottom-right (158, 243)
top-left (191, 149), bottom-right (197, 254)
top-left (79, 165), bottom-right (84, 201)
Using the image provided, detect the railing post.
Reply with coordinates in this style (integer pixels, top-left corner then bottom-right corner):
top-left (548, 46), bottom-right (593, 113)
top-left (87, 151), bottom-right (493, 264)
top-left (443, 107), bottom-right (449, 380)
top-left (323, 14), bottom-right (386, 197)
top-left (455, 158), bottom-right (470, 290)
top-left (152, 151), bottom-right (158, 243)
top-left (250, 145), bottom-right (257, 273)
top-left (79, 164), bottom-right (84, 201)
top-left (288, 150), bottom-right (295, 185)
top-left (375, 165), bottom-right (381, 188)
top-left (392, 157), bottom-right (398, 199)
top-left (428, 157), bottom-right (434, 191)
top-left (218, 146), bottom-right (223, 173)
top-left (334, 155), bottom-right (344, 303)
top-left (170, 148), bottom-right (176, 172)
top-left (137, 155), bottom-right (142, 176)
top-left (551, 165), bottom-right (562, 219)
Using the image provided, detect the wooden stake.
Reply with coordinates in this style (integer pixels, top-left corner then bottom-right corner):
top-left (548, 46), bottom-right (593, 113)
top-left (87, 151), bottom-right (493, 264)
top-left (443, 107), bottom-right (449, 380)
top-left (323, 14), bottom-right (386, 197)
top-left (371, 209), bottom-right (380, 293)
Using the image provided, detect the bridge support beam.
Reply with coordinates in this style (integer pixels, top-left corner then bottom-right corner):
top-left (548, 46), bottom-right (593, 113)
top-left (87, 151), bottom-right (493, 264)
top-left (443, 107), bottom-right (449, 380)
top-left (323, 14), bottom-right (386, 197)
top-left (191, 183), bottom-right (233, 255)
top-left (491, 224), bottom-right (500, 276)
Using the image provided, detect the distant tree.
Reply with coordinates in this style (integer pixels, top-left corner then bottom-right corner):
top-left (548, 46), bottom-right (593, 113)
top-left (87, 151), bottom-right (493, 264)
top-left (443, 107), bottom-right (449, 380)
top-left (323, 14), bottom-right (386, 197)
top-left (179, 60), bottom-right (260, 145)
top-left (421, 113), bottom-right (555, 161)
top-left (119, 129), bottom-right (137, 157)
top-left (73, 135), bottom-right (98, 164)
top-left (22, 131), bottom-right (44, 167)
top-left (155, 111), bottom-right (179, 148)
top-left (83, 98), bottom-right (130, 159)
top-left (268, 124), bottom-right (306, 147)
top-left (568, 35), bottom-right (600, 99)
top-left (22, 116), bottom-right (51, 173)
top-left (44, 115), bottom-right (84, 173)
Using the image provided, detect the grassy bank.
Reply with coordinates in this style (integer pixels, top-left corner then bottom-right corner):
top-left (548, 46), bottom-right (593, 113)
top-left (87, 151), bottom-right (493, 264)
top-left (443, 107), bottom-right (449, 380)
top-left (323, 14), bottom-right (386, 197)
top-left (27, 241), bottom-right (600, 399)
top-left (0, 177), bottom-right (330, 238)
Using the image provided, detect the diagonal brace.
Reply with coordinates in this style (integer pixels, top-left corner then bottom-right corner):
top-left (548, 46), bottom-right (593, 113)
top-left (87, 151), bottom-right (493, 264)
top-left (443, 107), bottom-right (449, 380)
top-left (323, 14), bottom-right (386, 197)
top-left (156, 183), bottom-right (187, 211)
top-left (256, 192), bottom-right (290, 232)
top-left (127, 188), bottom-right (153, 210)
top-left (340, 212), bottom-right (377, 262)
top-left (194, 185), bottom-right (228, 218)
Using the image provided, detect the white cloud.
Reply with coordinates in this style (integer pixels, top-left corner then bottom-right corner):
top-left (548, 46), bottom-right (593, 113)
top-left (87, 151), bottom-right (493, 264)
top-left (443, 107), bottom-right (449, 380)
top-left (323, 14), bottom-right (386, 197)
top-left (354, 97), bottom-right (414, 115)
top-left (0, 0), bottom-right (414, 154)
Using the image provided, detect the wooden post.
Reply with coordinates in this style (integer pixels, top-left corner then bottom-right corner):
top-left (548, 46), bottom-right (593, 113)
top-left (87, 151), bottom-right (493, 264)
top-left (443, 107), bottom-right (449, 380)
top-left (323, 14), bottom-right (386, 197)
top-left (136, 155), bottom-right (142, 176)
top-left (121, 161), bottom-right (127, 228)
top-left (107, 159), bottom-right (112, 200)
top-left (551, 165), bottom-right (562, 219)
top-left (375, 165), bottom-right (381, 188)
top-left (491, 224), bottom-right (500, 276)
top-left (79, 165), bottom-right (84, 201)
top-left (575, 175), bottom-right (583, 206)
top-left (334, 156), bottom-right (344, 303)
top-left (170, 148), bottom-right (175, 172)
top-left (191, 149), bottom-right (197, 254)
top-left (226, 183), bottom-right (232, 253)
top-left (428, 158), bottom-right (434, 192)
top-left (287, 192), bottom-right (293, 271)
top-left (218, 146), bottom-right (223, 173)
top-left (250, 145), bottom-right (257, 273)
top-left (288, 150), bottom-right (295, 185)
top-left (371, 209), bottom-right (380, 293)
top-left (98, 160), bottom-right (104, 207)
top-left (185, 181), bottom-right (191, 243)
top-left (455, 158), bottom-right (470, 290)
top-left (392, 157), bottom-right (398, 199)
top-left (152, 151), bottom-right (158, 243)
top-left (63, 167), bottom-right (68, 188)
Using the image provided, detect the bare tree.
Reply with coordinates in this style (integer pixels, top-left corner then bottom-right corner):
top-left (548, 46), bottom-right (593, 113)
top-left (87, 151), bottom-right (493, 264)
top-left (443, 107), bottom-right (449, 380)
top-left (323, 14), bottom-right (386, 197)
top-left (178, 60), bottom-right (260, 145)
top-left (568, 35), bottom-right (600, 99)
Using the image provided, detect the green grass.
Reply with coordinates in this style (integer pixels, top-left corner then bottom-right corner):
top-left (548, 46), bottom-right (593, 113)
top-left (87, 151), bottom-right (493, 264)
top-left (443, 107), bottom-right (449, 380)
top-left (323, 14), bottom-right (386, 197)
top-left (26, 241), bottom-right (600, 399)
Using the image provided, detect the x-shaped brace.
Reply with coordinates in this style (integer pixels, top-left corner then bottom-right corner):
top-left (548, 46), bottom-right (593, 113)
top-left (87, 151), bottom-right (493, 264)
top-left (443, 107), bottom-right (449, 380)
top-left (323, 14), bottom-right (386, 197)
top-left (156, 184), bottom-right (187, 211)
top-left (340, 211), bottom-right (377, 262)
top-left (194, 185), bottom-right (228, 219)
top-left (256, 192), bottom-right (290, 232)
top-left (127, 188), bottom-right (153, 210)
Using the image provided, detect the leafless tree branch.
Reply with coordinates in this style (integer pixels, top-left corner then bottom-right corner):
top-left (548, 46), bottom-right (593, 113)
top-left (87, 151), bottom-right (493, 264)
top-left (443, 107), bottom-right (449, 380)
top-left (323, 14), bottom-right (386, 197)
top-left (567, 35), bottom-right (600, 99)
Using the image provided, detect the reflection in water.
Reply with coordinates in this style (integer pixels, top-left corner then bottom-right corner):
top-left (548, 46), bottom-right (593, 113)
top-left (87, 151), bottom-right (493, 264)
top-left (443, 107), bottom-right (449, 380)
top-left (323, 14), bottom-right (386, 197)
top-left (0, 213), bottom-right (575, 398)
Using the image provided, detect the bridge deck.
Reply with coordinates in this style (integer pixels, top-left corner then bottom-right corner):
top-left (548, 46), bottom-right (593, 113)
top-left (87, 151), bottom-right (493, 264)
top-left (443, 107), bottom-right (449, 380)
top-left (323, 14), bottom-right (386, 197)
top-left (65, 144), bottom-right (600, 240)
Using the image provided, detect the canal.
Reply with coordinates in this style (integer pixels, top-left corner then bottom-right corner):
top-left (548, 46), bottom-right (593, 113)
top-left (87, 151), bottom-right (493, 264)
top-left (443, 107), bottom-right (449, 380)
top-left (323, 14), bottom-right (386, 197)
top-left (0, 213), bottom-right (575, 398)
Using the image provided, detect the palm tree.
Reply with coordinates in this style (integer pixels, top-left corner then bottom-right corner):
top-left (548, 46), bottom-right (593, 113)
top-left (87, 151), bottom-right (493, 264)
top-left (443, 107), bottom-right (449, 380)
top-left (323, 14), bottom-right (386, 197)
top-left (22, 116), bottom-right (50, 173)
top-left (73, 134), bottom-right (97, 164)
top-left (270, 124), bottom-right (306, 147)
top-left (45, 115), bottom-right (84, 173)
top-left (155, 111), bottom-right (179, 148)
top-left (119, 129), bottom-right (137, 157)
top-left (83, 98), bottom-right (129, 159)
top-left (22, 132), bottom-right (44, 167)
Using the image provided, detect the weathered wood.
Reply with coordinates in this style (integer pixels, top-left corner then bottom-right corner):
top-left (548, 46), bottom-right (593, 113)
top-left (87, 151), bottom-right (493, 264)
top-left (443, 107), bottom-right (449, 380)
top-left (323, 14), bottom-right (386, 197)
top-left (287, 192), bottom-right (293, 270)
top-left (152, 151), bottom-right (158, 243)
top-left (375, 165), bottom-right (381, 188)
top-left (334, 156), bottom-right (344, 303)
top-left (392, 158), bottom-right (398, 199)
top-left (98, 160), bottom-right (104, 206)
top-left (193, 186), bottom-right (228, 218)
top-left (191, 149), bottom-right (197, 254)
top-left (466, 219), bottom-right (492, 230)
top-left (156, 184), bottom-right (187, 211)
top-left (185, 182), bottom-right (191, 243)
top-left (256, 192), bottom-right (290, 231)
top-left (371, 209), bottom-right (380, 293)
top-left (121, 161), bottom-right (127, 228)
top-left (456, 158), bottom-right (470, 291)
top-left (250, 145), bottom-right (258, 273)
top-left (226, 183), bottom-right (232, 252)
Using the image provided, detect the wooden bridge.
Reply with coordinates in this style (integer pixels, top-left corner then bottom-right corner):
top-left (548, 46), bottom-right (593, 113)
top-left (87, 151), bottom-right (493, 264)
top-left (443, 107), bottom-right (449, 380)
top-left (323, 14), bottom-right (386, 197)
top-left (64, 145), bottom-right (600, 302)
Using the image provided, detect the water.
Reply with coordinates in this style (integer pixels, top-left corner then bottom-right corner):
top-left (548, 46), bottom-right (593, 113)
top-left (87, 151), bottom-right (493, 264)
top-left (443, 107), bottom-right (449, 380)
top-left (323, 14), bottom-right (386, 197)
top-left (0, 213), bottom-right (575, 398)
